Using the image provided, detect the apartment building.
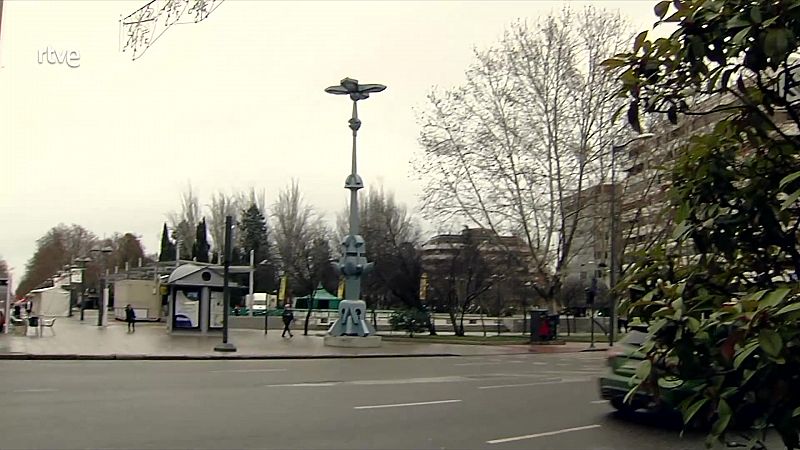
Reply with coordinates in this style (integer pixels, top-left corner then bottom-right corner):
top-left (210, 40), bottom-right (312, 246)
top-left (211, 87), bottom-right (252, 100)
top-left (562, 184), bottom-right (620, 283)
top-left (420, 228), bottom-right (539, 308)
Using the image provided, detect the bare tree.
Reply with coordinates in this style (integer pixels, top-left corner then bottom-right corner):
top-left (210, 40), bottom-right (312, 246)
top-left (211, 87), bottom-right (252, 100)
top-left (271, 180), bottom-right (336, 335)
top-left (208, 191), bottom-right (242, 259)
top-left (167, 183), bottom-right (201, 256)
top-left (16, 224), bottom-right (98, 296)
top-left (207, 187), bottom-right (267, 259)
top-left (425, 228), bottom-right (494, 336)
top-left (336, 186), bottom-right (424, 308)
top-left (415, 7), bottom-right (632, 310)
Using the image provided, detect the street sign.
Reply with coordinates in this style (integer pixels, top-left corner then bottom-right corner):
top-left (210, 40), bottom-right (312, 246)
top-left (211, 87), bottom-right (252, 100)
top-left (70, 268), bottom-right (83, 284)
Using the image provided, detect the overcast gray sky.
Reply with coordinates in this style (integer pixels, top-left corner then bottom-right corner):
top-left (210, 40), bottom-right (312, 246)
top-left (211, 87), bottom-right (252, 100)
top-left (1, 0), bottom-right (660, 281)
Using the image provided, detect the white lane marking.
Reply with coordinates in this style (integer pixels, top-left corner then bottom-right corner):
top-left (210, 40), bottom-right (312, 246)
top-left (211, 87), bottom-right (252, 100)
top-left (266, 382), bottom-right (337, 387)
top-left (12, 388), bottom-right (58, 393)
top-left (487, 424), bottom-right (602, 444)
top-left (478, 378), bottom-right (589, 390)
top-left (532, 362), bottom-right (547, 365)
top-left (354, 399), bottom-right (462, 410)
top-left (210, 368), bottom-right (288, 373)
top-left (455, 361), bottom-right (524, 366)
top-left (534, 370), bottom-right (602, 375)
top-left (590, 400), bottom-right (609, 404)
top-left (352, 376), bottom-right (466, 385)
top-left (267, 376), bottom-right (471, 388)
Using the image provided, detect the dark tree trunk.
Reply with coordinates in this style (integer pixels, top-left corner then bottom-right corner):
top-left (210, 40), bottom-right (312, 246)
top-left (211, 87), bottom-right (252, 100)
top-left (303, 293), bottom-right (316, 336)
top-left (426, 308), bottom-right (437, 336)
top-left (448, 310), bottom-right (462, 336)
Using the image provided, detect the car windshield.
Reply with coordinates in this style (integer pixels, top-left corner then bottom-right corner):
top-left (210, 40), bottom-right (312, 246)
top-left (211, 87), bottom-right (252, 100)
top-left (621, 330), bottom-right (649, 346)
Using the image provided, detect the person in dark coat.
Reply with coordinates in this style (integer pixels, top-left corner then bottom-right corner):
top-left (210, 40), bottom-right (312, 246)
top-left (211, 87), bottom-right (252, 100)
top-left (125, 304), bottom-right (136, 332)
top-left (281, 304), bottom-right (294, 338)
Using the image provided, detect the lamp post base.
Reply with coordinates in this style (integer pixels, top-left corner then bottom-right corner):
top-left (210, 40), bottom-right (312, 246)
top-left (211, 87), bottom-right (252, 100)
top-left (214, 342), bottom-right (237, 352)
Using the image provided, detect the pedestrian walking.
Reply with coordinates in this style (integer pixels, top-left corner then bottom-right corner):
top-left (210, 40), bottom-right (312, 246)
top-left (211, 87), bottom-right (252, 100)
top-left (281, 303), bottom-right (294, 338)
top-left (125, 304), bottom-right (136, 332)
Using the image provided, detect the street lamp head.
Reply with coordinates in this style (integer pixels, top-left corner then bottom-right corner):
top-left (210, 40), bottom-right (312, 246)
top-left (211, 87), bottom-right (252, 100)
top-left (325, 77), bottom-right (387, 101)
top-left (341, 77), bottom-right (359, 92)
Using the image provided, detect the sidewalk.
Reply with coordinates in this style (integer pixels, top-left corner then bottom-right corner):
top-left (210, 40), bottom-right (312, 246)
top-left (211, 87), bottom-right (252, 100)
top-left (0, 313), bottom-right (539, 360)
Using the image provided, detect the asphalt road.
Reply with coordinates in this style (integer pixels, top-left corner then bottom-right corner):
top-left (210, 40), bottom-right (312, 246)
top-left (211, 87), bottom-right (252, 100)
top-left (0, 353), bottom-right (709, 449)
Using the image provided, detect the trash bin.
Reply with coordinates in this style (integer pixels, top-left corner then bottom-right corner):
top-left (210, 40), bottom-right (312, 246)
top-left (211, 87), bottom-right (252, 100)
top-left (529, 308), bottom-right (549, 343)
top-left (28, 316), bottom-right (39, 327)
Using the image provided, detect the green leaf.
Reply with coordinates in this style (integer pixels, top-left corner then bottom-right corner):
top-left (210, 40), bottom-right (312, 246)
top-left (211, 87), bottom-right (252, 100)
top-left (623, 383), bottom-right (640, 404)
top-left (683, 397), bottom-right (708, 425)
top-left (634, 31), bottom-right (648, 52)
top-left (781, 189), bottom-right (800, 210)
top-left (711, 399), bottom-right (732, 437)
top-left (635, 359), bottom-right (652, 380)
top-left (733, 341), bottom-right (759, 369)
top-left (745, 290), bottom-right (768, 302)
top-left (793, 407), bottom-right (800, 418)
top-left (726, 15), bottom-right (751, 28)
top-left (654, 1), bottom-right (671, 19)
top-left (759, 288), bottom-right (790, 309)
top-left (759, 329), bottom-right (783, 357)
top-left (658, 376), bottom-right (684, 389)
top-left (780, 171), bottom-right (800, 188)
top-left (764, 28), bottom-right (789, 58)
top-left (776, 302), bottom-right (800, 316)
top-left (750, 6), bottom-right (762, 24)
top-left (602, 58), bottom-right (626, 69)
top-left (733, 27), bottom-right (751, 45)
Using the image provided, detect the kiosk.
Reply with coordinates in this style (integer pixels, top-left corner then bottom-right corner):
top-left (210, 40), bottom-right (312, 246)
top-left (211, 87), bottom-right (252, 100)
top-left (166, 264), bottom-right (240, 334)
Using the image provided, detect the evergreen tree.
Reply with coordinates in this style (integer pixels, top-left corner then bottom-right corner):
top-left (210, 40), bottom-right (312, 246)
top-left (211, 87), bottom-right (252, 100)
top-left (158, 223), bottom-right (176, 262)
top-left (192, 218), bottom-right (210, 263)
top-left (238, 203), bottom-right (275, 292)
top-left (238, 204), bottom-right (270, 262)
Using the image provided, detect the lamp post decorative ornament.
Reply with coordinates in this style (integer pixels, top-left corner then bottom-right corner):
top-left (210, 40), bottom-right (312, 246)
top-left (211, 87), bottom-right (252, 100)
top-left (324, 77), bottom-right (385, 339)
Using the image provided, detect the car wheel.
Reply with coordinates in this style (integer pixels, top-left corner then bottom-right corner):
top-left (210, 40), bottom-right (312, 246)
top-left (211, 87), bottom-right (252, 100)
top-left (611, 397), bottom-right (638, 414)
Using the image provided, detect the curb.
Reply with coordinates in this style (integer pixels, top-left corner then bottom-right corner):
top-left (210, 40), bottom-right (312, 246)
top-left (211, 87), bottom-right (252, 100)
top-left (0, 353), bottom-right (460, 361)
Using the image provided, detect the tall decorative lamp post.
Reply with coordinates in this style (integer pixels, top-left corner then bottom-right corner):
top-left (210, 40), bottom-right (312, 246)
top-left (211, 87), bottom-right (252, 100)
top-left (608, 132), bottom-right (654, 346)
top-left (323, 77), bottom-right (385, 346)
top-left (75, 257), bottom-right (91, 321)
top-left (90, 246), bottom-right (113, 327)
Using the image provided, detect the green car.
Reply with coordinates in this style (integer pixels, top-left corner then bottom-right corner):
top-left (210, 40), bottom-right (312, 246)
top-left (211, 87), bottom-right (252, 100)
top-left (599, 326), bottom-right (700, 413)
top-left (599, 327), bottom-right (655, 412)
